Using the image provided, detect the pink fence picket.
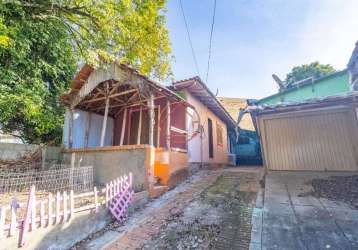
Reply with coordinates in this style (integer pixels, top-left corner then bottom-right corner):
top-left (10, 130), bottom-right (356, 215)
top-left (108, 173), bottom-right (134, 222)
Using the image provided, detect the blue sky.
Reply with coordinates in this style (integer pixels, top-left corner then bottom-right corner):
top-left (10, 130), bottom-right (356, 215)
top-left (165, 0), bottom-right (358, 99)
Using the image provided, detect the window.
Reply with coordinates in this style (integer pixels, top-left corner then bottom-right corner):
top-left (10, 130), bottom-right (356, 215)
top-left (216, 123), bottom-right (223, 146)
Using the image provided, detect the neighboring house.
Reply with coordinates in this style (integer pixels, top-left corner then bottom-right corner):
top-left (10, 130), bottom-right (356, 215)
top-left (217, 97), bottom-right (255, 131)
top-left (251, 92), bottom-right (358, 171)
top-left (257, 70), bottom-right (351, 105)
top-left (217, 97), bottom-right (261, 165)
top-left (0, 132), bottom-right (22, 144)
top-left (0, 126), bottom-right (23, 144)
top-left (348, 40), bottom-right (358, 90)
top-left (172, 77), bottom-right (237, 167)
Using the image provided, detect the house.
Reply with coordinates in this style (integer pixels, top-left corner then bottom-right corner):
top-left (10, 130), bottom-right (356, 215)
top-left (171, 77), bottom-right (237, 168)
top-left (258, 70), bottom-right (351, 105)
top-left (61, 63), bottom-right (193, 197)
top-left (217, 97), bottom-right (261, 165)
top-left (348, 41), bottom-right (358, 90)
top-left (61, 64), bottom-right (235, 197)
top-left (217, 97), bottom-right (255, 131)
top-left (250, 92), bottom-right (358, 171)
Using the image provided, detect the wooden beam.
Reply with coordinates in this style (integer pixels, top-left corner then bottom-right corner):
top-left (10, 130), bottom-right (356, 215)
top-left (157, 105), bottom-right (160, 147)
top-left (137, 106), bottom-right (142, 145)
top-left (166, 101), bottom-right (171, 149)
top-left (84, 112), bottom-right (92, 147)
top-left (100, 85), bottom-right (110, 147)
top-left (148, 93), bottom-right (155, 146)
top-left (171, 126), bottom-right (187, 134)
top-left (120, 108), bottom-right (127, 146)
top-left (68, 108), bottom-right (74, 149)
top-left (81, 89), bottom-right (137, 104)
top-left (96, 95), bottom-right (166, 111)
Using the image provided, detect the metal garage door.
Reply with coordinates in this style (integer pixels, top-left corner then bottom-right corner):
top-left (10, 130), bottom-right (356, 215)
top-left (260, 108), bottom-right (358, 171)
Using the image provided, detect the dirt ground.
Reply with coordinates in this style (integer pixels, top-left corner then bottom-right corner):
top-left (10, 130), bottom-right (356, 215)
top-left (72, 168), bottom-right (263, 250)
top-left (303, 175), bottom-right (358, 209)
top-left (141, 170), bottom-right (261, 250)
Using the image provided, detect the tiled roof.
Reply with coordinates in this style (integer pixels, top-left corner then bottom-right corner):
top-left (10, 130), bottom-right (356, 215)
top-left (251, 91), bottom-right (358, 115)
top-left (172, 77), bottom-right (236, 129)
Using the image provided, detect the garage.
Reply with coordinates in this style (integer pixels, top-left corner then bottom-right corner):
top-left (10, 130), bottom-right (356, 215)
top-left (254, 94), bottom-right (358, 171)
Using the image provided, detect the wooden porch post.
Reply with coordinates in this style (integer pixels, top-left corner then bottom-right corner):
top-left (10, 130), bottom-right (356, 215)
top-left (137, 106), bottom-right (142, 145)
top-left (120, 108), bottom-right (127, 146)
top-left (148, 93), bottom-right (155, 146)
top-left (147, 93), bottom-right (155, 191)
top-left (100, 96), bottom-right (110, 147)
top-left (84, 112), bottom-right (92, 147)
top-left (68, 108), bottom-right (74, 149)
top-left (166, 100), bottom-right (171, 149)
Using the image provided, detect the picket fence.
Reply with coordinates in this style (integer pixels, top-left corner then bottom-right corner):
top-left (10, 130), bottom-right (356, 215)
top-left (0, 173), bottom-right (133, 247)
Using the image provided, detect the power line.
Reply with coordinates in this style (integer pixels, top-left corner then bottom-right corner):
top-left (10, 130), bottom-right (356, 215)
top-left (179, 0), bottom-right (201, 77)
top-left (205, 0), bottom-right (217, 84)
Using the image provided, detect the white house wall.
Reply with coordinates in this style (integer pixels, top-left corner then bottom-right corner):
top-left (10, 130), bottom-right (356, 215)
top-left (63, 110), bottom-right (114, 148)
top-left (186, 91), bottom-right (228, 164)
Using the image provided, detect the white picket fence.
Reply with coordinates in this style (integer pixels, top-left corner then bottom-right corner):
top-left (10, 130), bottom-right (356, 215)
top-left (0, 173), bottom-right (132, 247)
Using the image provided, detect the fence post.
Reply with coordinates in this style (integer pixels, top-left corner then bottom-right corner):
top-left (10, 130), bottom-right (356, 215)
top-left (48, 193), bottom-right (53, 226)
top-left (109, 181), bottom-right (113, 201)
top-left (40, 200), bottom-right (45, 227)
top-left (31, 193), bottom-right (36, 231)
top-left (114, 178), bottom-right (119, 196)
top-left (120, 176), bottom-right (124, 192)
top-left (116, 178), bottom-right (120, 195)
top-left (63, 191), bottom-right (68, 222)
top-left (129, 172), bottom-right (133, 187)
top-left (70, 190), bottom-right (74, 220)
top-left (94, 187), bottom-right (98, 212)
top-left (0, 206), bottom-right (5, 239)
top-left (105, 183), bottom-right (109, 208)
top-left (19, 185), bottom-right (35, 247)
top-left (56, 192), bottom-right (60, 224)
top-left (10, 198), bottom-right (18, 236)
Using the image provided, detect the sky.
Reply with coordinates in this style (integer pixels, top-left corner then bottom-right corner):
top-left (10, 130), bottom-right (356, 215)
top-left (165, 0), bottom-right (358, 99)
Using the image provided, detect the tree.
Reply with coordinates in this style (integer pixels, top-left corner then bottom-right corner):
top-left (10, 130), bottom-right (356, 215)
top-left (285, 62), bottom-right (336, 85)
top-left (3, 0), bottom-right (171, 78)
top-left (0, 0), bottom-right (171, 144)
top-left (0, 3), bottom-right (77, 144)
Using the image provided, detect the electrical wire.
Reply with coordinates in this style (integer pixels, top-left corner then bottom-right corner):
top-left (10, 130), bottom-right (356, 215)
top-left (179, 0), bottom-right (201, 77)
top-left (205, 0), bottom-right (217, 84)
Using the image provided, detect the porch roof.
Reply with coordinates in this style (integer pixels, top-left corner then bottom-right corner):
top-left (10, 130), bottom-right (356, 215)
top-left (61, 63), bottom-right (192, 117)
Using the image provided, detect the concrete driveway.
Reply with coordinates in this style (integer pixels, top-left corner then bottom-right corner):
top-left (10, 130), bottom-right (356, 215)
top-left (252, 172), bottom-right (358, 250)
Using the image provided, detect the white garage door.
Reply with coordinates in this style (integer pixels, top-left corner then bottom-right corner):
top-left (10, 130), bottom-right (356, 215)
top-left (260, 108), bottom-right (358, 171)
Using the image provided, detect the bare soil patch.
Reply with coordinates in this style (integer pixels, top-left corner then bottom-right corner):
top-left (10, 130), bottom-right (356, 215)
top-left (303, 175), bottom-right (358, 209)
top-left (141, 172), bottom-right (259, 250)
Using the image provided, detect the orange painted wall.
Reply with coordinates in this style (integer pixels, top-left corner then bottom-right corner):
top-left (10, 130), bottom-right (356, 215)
top-left (154, 148), bottom-right (188, 186)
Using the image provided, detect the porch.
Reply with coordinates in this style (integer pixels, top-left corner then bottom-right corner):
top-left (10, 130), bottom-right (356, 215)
top-left (61, 63), bottom-right (191, 195)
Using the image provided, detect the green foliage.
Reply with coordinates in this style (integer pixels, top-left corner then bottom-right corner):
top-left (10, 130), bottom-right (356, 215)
top-left (0, 0), bottom-right (171, 144)
top-left (0, 3), bottom-right (77, 144)
top-left (5, 0), bottom-right (171, 78)
top-left (285, 62), bottom-right (336, 85)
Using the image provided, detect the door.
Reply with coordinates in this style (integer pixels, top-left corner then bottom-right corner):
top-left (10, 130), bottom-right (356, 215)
top-left (260, 108), bottom-right (358, 171)
top-left (208, 118), bottom-right (214, 158)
